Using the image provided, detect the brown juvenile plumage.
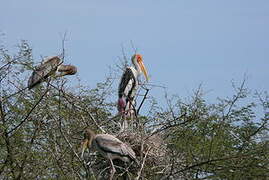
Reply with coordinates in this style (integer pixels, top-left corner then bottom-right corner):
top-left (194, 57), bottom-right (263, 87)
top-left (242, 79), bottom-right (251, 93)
top-left (56, 64), bottom-right (77, 76)
top-left (28, 56), bottom-right (77, 89)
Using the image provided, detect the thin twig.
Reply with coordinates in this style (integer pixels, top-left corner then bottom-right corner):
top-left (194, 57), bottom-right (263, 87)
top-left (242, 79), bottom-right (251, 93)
top-left (57, 80), bottom-right (96, 179)
top-left (2, 87), bottom-right (29, 101)
top-left (172, 154), bottom-right (251, 175)
top-left (7, 88), bottom-right (49, 135)
top-left (135, 147), bottom-right (152, 180)
top-left (137, 88), bottom-right (149, 115)
top-left (149, 112), bottom-right (187, 138)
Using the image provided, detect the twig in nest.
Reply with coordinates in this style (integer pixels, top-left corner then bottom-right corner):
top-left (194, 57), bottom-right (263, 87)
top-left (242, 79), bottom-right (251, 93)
top-left (135, 147), bottom-right (152, 180)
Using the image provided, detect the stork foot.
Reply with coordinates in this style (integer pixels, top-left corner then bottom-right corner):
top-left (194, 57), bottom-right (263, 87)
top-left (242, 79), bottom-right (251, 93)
top-left (109, 159), bottom-right (116, 180)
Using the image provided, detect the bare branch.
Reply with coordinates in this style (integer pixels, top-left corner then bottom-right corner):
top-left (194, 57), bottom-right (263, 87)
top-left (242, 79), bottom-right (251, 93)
top-left (135, 147), bottom-right (151, 180)
top-left (7, 88), bottom-right (49, 135)
top-left (137, 88), bottom-right (149, 115)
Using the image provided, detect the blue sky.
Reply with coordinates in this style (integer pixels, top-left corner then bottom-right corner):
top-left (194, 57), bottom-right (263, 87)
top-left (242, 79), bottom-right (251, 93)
top-left (1, 0), bottom-right (268, 107)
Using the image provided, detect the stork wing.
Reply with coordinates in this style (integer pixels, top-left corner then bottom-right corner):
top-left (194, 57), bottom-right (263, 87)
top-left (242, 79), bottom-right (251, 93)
top-left (95, 134), bottom-right (136, 160)
top-left (118, 67), bottom-right (137, 99)
top-left (119, 142), bottom-right (136, 160)
top-left (28, 56), bottom-right (61, 89)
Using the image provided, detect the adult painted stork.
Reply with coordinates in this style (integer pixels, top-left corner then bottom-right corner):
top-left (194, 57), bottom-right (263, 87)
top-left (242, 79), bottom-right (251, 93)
top-left (28, 56), bottom-right (77, 89)
top-left (81, 128), bottom-right (137, 180)
top-left (118, 54), bottom-right (149, 119)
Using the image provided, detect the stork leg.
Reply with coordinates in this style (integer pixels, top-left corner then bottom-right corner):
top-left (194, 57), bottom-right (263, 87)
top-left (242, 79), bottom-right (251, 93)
top-left (109, 159), bottom-right (116, 180)
top-left (122, 117), bottom-right (129, 131)
top-left (120, 110), bottom-right (129, 132)
top-left (129, 105), bottom-right (134, 131)
top-left (128, 99), bottom-right (137, 131)
top-left (131, 109), bottom-right (135, 131)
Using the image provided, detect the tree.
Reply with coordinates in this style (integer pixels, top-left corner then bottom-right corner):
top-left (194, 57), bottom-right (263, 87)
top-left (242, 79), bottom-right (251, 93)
top-left (0, 40), bottom-right (268, 179)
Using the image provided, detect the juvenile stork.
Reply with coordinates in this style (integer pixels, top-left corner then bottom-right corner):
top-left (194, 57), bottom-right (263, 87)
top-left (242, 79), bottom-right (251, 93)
top-left (28, 56), bottom-right (77, 89)
top-left (81, 128), bottom-right (137, 180)
top-left (118, 54), bottom-right (149, 128)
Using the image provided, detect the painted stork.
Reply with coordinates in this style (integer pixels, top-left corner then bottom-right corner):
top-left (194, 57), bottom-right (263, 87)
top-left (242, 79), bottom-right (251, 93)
top-left (118, 54), bottom-right (149, 120)
top-left (81, 128), bottom-right (137, 180)
top-left (28, 56), bottom-right (77, 89)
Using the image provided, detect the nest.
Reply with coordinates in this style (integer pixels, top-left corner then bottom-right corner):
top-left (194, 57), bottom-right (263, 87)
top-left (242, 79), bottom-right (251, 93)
top-left (86, 131), bottom-right (168, 179)
top-left (117, 131), bottom-right (167, 166)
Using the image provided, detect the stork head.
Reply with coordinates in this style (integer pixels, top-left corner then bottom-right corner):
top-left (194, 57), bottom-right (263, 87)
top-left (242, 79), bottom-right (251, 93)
top-left (81, 129), bottom-right (95, 158)
top-left (131, 54), bottom-right (149, 81)
top-left (56, 65), bottom-right (77, 77)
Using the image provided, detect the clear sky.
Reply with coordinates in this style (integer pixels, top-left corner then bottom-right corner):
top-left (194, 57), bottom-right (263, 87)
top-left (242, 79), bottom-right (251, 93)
top-left (1, 0), bottom-right (268, 106)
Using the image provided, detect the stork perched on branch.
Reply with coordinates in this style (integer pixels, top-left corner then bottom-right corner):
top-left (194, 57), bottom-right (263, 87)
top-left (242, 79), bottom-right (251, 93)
top-left (118, 54), bottom-right (149, 129)
top-left (28, 56), bottom-right (77, 89)
top-left (81, 129), bottom-right (137, 180)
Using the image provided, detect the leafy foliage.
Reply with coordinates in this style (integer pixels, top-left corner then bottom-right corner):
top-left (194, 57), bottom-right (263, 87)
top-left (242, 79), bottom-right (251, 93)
top-left (0, 41), bottom-right (268, 179)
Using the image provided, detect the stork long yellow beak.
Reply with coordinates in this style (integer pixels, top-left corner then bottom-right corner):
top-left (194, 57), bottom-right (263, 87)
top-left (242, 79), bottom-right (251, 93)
top-left (138, 61), bottom-right (149, 81)
top-left (81, 139), bottom-right (89, 158)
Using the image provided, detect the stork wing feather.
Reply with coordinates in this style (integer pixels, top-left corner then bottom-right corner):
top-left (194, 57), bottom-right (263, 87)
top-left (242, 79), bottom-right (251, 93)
top-left (118, 67), bottom-right (137, 100)
top-left (95, 134), bottom-right (136, 160)
top-left (119, 142), bottom-right (136, 160)
top-left (28, 56), bottom-right (61, 89)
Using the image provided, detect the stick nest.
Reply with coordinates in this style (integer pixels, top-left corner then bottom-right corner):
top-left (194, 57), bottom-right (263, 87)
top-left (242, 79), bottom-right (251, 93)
top-left (117, 131), bottom-right (168, 166)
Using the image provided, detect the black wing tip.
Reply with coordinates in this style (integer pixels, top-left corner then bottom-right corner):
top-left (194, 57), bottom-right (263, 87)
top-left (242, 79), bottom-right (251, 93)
top-left (28, 78), bottom-right (41, 90)
top-left (28, 83), bottom-right (37, 90)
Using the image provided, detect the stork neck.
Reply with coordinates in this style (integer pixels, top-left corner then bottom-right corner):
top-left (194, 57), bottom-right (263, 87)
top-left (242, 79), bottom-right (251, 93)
top-left (133, 60), bottom-right (142, 75)
top-left (86, 129), bottom-right (96, 147)
top-left (88, 136), bottom-right (94, 147)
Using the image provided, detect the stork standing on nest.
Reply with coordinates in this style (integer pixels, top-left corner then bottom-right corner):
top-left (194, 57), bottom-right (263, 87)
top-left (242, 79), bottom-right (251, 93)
top-left (28, 56), bottom-right (77, 89)
top-left (81, 128), bottom-right (137, 180)
top-left (118, 54), bottom-right (149, 130)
